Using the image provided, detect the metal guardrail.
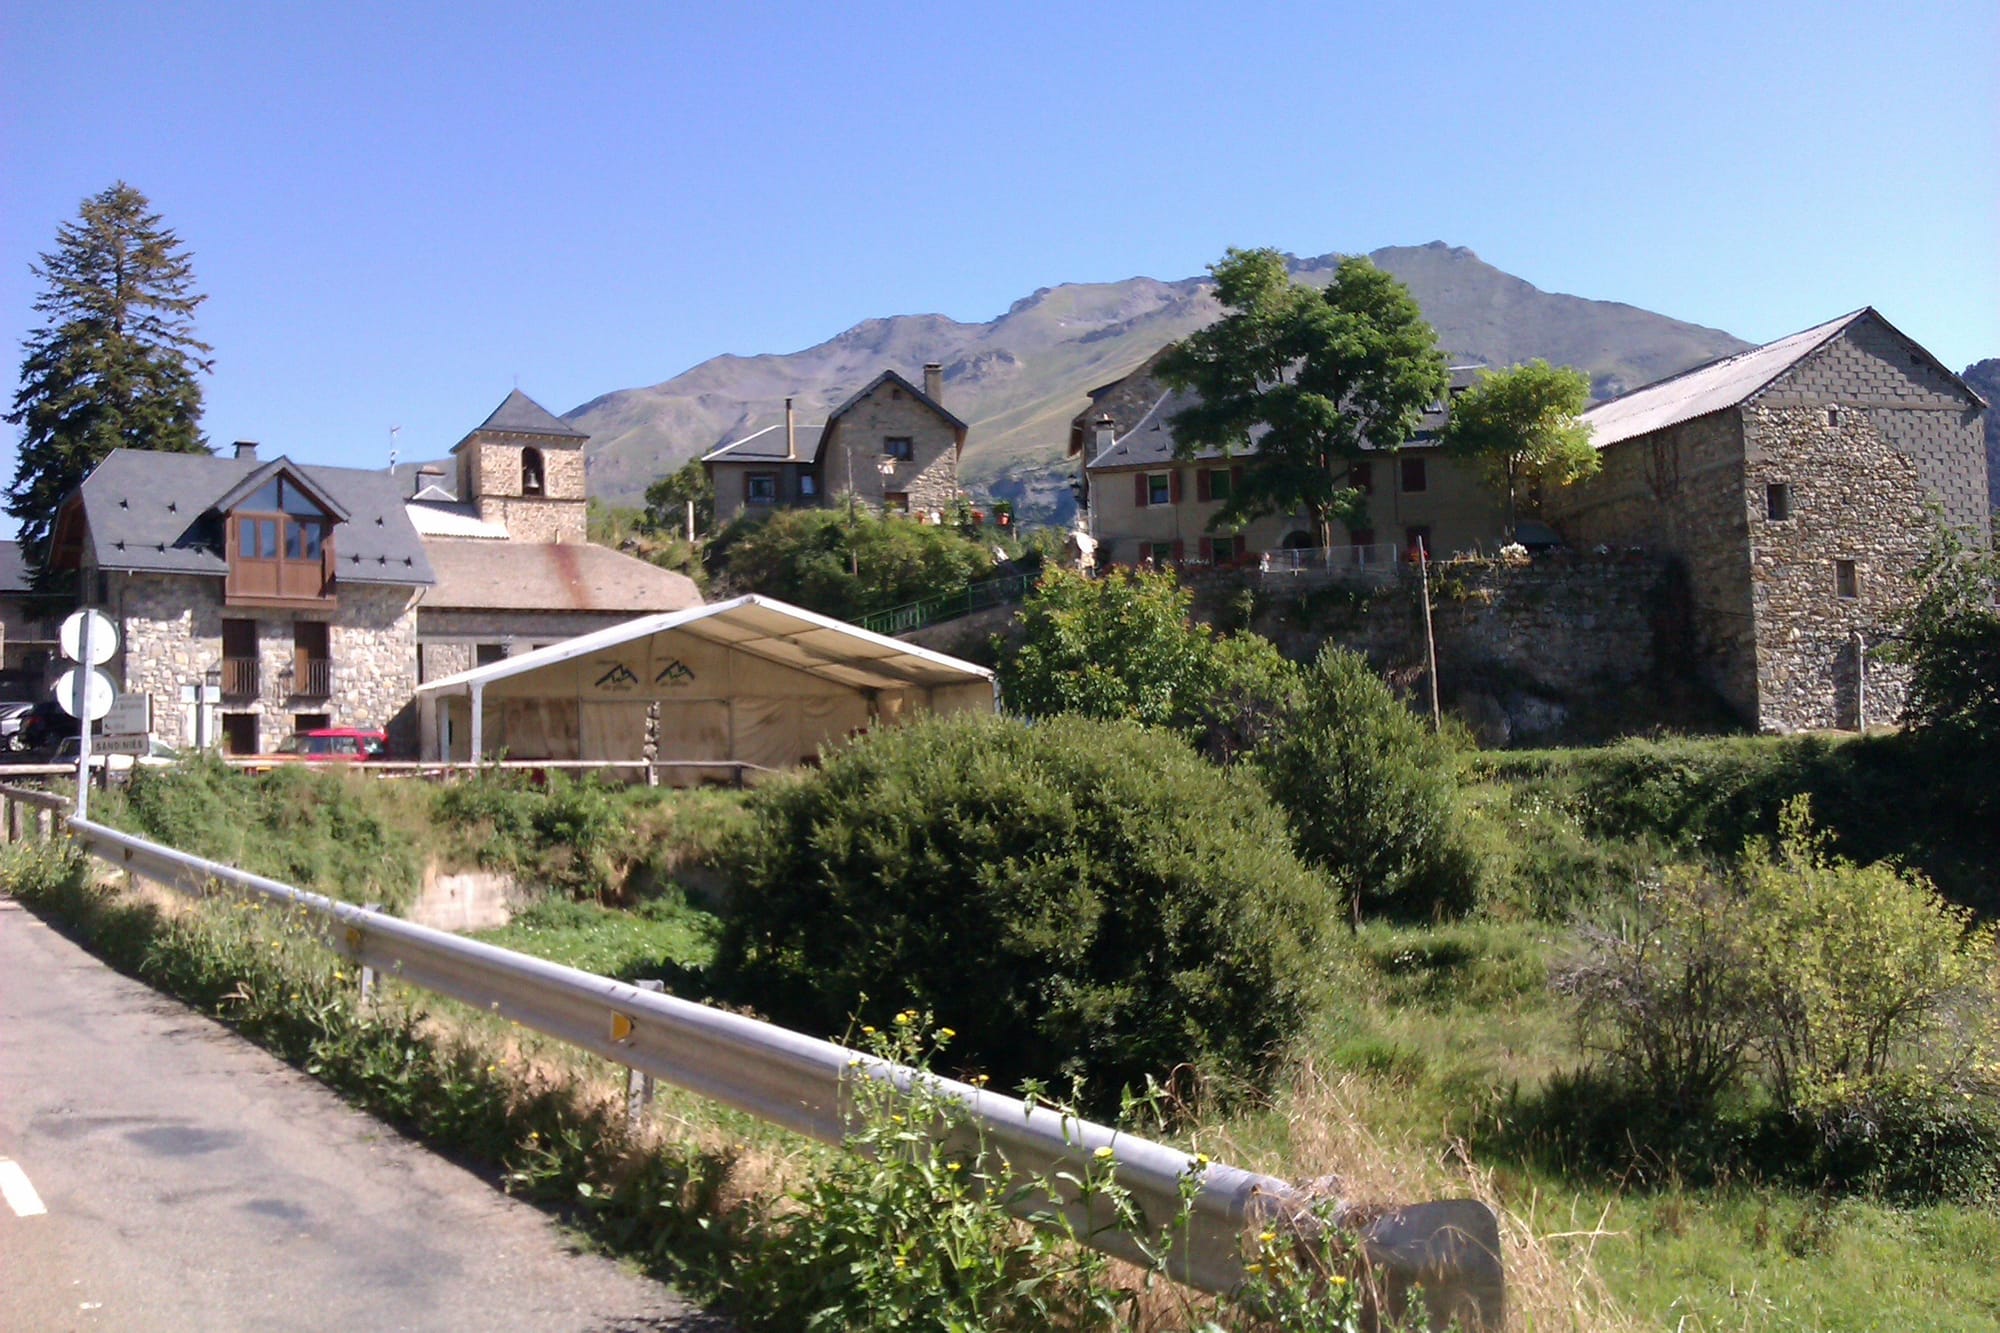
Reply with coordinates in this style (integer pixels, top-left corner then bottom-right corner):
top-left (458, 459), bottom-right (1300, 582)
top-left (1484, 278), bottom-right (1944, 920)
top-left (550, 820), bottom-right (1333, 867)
top-left (859, 571), bottom-right (1036, 637)
top-left (3, 790), bottom-right (1503, 1325)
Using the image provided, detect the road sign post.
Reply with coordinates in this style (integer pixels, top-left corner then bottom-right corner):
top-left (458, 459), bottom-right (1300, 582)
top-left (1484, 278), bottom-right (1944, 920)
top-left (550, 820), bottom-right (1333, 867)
top-left (58, 609), bottom-right (119, 820)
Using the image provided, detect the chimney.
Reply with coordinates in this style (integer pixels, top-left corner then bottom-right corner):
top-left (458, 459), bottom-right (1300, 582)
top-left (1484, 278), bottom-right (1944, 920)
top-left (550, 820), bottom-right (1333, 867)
top-left (1094, 414), bottom-right (1117, 452)
top-left (785, 397), bottom-right (797, 461)
top-left (233, 441), bottom-right (259, 461)
top-left (923, 362), bottom-right (944, 402)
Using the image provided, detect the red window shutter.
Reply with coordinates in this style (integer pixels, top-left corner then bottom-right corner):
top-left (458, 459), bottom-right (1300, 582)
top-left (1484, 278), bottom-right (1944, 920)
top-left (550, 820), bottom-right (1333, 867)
top-left (1135, 473), bottom-right (1148, 508)
top-left (1231, 464), bottom-right (1244, 491)
top-left (1199, 537), bottom-right (1213, 561)
top-left (1196, 469), bottom-right (1211, 502)
top-left (1169, 470), bottom-right (1183, 504)
top-left (1171, 539), bottom-right (1185, 561)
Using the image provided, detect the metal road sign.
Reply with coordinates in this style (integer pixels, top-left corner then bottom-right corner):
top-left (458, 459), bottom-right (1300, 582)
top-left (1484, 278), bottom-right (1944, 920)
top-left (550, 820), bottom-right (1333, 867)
top-left (94, 733), bottom-right (154, 756)
top-left (59, 610), bottom-right (118, 666)
top-left (104, 692), bottom-right (151, 736)
top-left (54, 667), bottom-right (115, 722)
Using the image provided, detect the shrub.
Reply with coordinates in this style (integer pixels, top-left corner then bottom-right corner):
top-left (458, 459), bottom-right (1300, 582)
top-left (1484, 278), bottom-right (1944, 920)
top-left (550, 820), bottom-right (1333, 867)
top-left (1883, 520), bottom-right (2000, 745)
top-left (706, 504), bottom-right (995, 620)
top-left (431, 772), bottom-right (625, 899)
top-left (711, 713), bottom-right (1337, 1114)
top-left (1253, 647), bottom-right (1482, 921)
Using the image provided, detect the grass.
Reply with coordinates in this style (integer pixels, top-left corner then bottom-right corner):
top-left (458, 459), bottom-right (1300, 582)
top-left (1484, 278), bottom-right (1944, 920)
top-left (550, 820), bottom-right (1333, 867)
top-left (472, 894), bottom-right (718, 984)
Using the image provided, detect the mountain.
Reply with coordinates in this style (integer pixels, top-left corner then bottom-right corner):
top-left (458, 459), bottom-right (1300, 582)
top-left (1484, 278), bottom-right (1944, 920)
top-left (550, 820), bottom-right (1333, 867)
top-left (570, 242), bottom-right (1751, 525)
top-left (1962, 359), bottom-right (2000, 515)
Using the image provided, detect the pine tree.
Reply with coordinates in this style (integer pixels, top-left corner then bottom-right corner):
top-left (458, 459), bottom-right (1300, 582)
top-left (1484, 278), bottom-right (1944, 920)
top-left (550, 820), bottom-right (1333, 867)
top-left (7, 182), bottom-right (213, 564)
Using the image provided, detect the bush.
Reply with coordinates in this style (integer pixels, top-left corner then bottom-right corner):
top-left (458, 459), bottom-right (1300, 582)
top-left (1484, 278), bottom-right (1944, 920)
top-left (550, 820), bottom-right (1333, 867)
top-left (1254, 647), bottom-right (1483, 921)
top-left (711, 713), bottom-right (1337, 1114)
top-left (1883, 520), bottom-right (2000, 746)
top-left (706, 504), bottom-right (996, 620)
top-left (431, 772), bottom-right (626, 899)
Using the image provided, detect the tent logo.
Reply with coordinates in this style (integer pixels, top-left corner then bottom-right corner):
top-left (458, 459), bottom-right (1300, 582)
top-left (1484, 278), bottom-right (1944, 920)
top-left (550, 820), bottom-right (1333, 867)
top-left (654, 658), bottom-right (695, 687)
top-left (592, 661), bottom-right (640, 691)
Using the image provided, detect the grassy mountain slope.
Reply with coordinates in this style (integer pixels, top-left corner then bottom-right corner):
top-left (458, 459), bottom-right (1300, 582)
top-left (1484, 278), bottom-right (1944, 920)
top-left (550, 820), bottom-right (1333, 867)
top-left (571, 243), bottom-right (1750, 524)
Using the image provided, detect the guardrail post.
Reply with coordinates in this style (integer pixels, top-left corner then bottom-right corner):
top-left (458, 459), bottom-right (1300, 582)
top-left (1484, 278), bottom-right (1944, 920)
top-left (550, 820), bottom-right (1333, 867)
top-left (358, 902), bottom-right (381, 1004)
top-left (626, 979), bottom-right (664, 1130)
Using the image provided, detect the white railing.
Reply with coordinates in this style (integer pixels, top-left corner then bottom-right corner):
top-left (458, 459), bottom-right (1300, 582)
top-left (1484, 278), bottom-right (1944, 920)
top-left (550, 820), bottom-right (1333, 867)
top-left (1, 787), bottom-right (1504, 1326)
top-left (1260, 542), bottom-right (1403, 574)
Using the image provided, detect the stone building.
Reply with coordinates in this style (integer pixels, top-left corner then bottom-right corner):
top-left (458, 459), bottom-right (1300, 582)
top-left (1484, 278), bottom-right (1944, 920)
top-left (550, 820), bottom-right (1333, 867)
top-left (48, 444), bottom-right (433, 754)
top-left (0, 541), bottom-right (61, 702)
top-left (704, 366), bottom-right (967, 525)
top-left (1547, 308), bottom-right (1990, 733)
top-left (1071, 351), bottom-right (1503, 566)
top-left (405, 390), bottom-right (701, 682)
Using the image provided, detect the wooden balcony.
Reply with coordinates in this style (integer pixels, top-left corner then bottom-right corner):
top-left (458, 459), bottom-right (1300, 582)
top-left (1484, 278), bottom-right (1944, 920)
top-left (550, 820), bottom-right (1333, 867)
top-left (293, 657), bottom-right (333, 699)
top-left (220, 657), bottom-right (260, 700)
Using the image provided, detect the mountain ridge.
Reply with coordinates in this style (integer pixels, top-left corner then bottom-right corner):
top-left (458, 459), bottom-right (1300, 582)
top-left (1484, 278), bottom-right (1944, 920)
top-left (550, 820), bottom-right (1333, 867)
top-left (571, 243), bottom-right (1753, 524)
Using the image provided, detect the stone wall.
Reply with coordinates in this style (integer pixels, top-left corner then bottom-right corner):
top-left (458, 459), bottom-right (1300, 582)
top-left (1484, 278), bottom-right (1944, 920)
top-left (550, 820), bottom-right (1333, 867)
top-left (479, 496), bottom-right (587, 543)
top-left (110, 573), bottom-right (420, 753)
top-left (820, 382), bottom-right (959, 514)
top-left (462, 437), bottom-right (588, 542)
top-left (1545, 410), bottom-right (1758, 720)
top-left (415, 608), bottom-right (673, 682)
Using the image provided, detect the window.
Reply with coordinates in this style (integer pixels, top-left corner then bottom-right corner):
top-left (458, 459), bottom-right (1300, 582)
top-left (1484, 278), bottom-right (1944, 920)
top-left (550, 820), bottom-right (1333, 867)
top-left (1209, 535), bottom-right (1240, 564)
top-left (1148, 473), bottom-right (1172, 505)
top-left (799, 474), bottom-right (818, 497)
top-left (521, 447), bottom-right (546, 496)
top-left (745, 472), bottom-right (777, 504)
top-left (475, 642), bottom-right (507, 667)
top-left (1351, 461), bottom-right (1374, 495)
top-left (1835, 560), bottom-right (1859, 600)
top-left (1142, 540), bottom-right (1180, 564)
top-left (1827, 406), bottom-right (1841, 428)
top-left (1766, 483), bottom-right (1792, 521)
top-left (1400, 457), bottom-right (1428, 493)
top-left (883, 437), bottom-right (914, 461)
top-left (883, 491), bottom-right (909, 513)
top-left (222, 712), bottom-right (260, 757)
top-left (1405, 526), bottom-right (1433, 561)
top-left (227, 474), bottom-right (332, 603)
top-left (292, 713), bottom-right (330, 735)
top-left (1348, 527), bottom-right (1376, 550)
top-left (1197, 467), bottom-right (1235, 502)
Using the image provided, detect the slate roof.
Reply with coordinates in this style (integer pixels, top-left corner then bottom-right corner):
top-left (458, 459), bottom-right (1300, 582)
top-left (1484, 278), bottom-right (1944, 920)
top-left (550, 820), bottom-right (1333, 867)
top-left (1578, 311), bottom-right (1865, 450)
top-left (457, 389), bottom-right (589, 446)
top-left (1086, 367), bottom-right (1480, 471)
top-left (421, 538), bottom-right (701, 614)
top-left (66, 451), bottom-right (435, 586)
top-left (0, 540), bottom-right (32, 595)
top-left (700, 420), bottom-right (829, 463)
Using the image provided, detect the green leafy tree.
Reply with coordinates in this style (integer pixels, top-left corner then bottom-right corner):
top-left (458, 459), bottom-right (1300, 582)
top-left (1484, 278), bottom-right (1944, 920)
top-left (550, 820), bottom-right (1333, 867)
top-left (708, 506), bottom-right (992, 620)
top-left (1439, 359), bottom-right (1597, 534)
top-left (1882, 521), bottom-right (2000, 745)
top-left (8, 183), bottom-right (212, 563)
top-left (999, 567), bottom-right (1298, 761)
top-left (1253, 646), bottom-right (1482, 922)
top-left (642, 457), bottom-right (714, 537)
top-left (1158, 248), bottom-right (1448, 547)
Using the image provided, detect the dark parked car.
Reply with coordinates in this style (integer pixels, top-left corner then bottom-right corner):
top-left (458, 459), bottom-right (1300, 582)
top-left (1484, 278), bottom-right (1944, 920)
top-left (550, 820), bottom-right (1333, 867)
top-left (14, 701), bottom-right (80, 753)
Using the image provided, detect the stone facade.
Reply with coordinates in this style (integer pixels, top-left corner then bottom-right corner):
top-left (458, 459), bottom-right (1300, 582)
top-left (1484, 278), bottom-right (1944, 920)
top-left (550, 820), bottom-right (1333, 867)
top-left (460, 437), bottom-right (588, 543)
top-left (108, 571), bottom-right (419, 753)
top-left (415, 609), bottom-right (683, 682)
top-left (819, 379), bottom-right (961, 516)
top-left (1087, 450), bottom-right (1508, 567)
top-left (1548, 314), bottom-right (1989, 732)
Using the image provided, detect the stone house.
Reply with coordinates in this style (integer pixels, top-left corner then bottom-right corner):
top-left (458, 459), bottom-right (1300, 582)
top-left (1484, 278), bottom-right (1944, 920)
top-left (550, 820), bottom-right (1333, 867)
top-left (1546, 308), bottom-right (1990, 732)
top-left (48, 444), bottom-right (433, 755)
top-left (704, 366), bottom-right (967, 526)
top-left (1071, 350), bottom-right (1503, 566)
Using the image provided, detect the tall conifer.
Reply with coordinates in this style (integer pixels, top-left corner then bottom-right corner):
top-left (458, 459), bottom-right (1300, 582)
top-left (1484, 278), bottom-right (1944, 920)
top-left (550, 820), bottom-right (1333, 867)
top-left (7, 182), bottom-right (213, 563)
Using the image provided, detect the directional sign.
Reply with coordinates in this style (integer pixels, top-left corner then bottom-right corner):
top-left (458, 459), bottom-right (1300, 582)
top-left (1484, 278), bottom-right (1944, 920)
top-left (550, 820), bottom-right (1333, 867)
top-left (94, 733), bottom-right (153, 756)
top-left (55, 667), bottom-right (115, 722)
top-left (104, 692), bottom-right (151, 736)
top-left (59, 610), bottom-right (118, 666)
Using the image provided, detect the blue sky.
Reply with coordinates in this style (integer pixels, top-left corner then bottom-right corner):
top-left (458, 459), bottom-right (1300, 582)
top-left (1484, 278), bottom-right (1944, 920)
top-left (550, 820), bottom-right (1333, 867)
top-left (3, 1), bottom-right (1994, 479)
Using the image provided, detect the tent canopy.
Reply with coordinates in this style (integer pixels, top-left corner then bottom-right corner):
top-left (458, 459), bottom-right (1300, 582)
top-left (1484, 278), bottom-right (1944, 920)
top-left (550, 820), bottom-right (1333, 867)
top-left (414, 594), bottom-right (996, 768)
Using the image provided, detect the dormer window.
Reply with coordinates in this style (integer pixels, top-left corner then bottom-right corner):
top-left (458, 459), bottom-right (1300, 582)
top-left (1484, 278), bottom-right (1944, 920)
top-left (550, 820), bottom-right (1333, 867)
top-left (227, 474), bottom-right (336, 604)
top-left (522, 447), bottom-right (546, 496)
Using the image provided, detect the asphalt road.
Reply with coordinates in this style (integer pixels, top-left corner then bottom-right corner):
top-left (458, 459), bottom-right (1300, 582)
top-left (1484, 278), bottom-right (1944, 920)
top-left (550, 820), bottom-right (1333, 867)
top-left (0, 897), bottom-right (728, 1332)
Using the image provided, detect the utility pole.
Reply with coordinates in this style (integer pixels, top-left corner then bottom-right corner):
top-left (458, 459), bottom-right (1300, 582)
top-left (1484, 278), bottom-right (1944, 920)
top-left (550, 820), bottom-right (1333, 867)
top-left (1417, 539), bottom-right (1441, 732)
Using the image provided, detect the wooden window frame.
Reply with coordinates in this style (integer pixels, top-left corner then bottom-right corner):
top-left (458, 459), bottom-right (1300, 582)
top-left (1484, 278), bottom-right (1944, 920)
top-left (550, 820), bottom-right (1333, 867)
top-left (1400, 457), bottom-right (1428, 494)
top-left (744, 472), bottom-right (778, 505)
top-left (883, 436), bottom-right (914, 461)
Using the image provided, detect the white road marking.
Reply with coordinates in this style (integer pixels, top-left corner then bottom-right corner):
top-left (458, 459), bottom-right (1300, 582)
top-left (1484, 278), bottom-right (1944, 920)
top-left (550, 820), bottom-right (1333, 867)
top-left (0, 1157), bottom-right (48, 1217)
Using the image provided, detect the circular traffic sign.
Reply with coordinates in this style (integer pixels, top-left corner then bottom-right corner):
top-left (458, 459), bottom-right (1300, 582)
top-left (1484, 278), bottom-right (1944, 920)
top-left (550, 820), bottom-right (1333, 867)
top-left (60, 609), bottom-right (118, 665)
top-left (55, 667), bottom-right (116, 722)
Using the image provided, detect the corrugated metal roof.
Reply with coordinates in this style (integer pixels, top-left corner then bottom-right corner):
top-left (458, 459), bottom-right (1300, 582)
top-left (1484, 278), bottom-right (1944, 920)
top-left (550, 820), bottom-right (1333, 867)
top-left (406, 501), bottom-right (509, 540)
top-left (1578, 311), bottom-right (1865, 449)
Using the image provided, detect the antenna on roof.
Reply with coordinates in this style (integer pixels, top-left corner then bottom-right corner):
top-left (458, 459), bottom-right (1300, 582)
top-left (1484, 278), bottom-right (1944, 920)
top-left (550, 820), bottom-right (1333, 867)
top-left (388, 425), bottom-right (402, 474)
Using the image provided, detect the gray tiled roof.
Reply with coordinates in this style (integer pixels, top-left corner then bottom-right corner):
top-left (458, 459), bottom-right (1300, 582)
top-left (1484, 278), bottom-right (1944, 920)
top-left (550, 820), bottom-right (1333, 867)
top-left (0, 540), bottom-right (32, 594)
top-left (701, 420), bottom-right (829, 463)
top-left (462, 389), bottom-right (589, 442)
top-left (1086, 367), bottom-right (1479, 471)
top-left (70, 451), bottom-right (434, 586)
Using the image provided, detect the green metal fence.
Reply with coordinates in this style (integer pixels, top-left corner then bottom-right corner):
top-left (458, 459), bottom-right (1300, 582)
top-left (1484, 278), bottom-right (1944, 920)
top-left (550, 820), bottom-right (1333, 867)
top-left (859, 572), bottom-right (1036, 637)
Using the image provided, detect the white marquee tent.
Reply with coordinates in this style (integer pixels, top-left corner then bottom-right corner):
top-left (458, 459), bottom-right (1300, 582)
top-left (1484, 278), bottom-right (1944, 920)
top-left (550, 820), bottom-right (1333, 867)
top-left (414, 595), bottom-right (997, 772)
